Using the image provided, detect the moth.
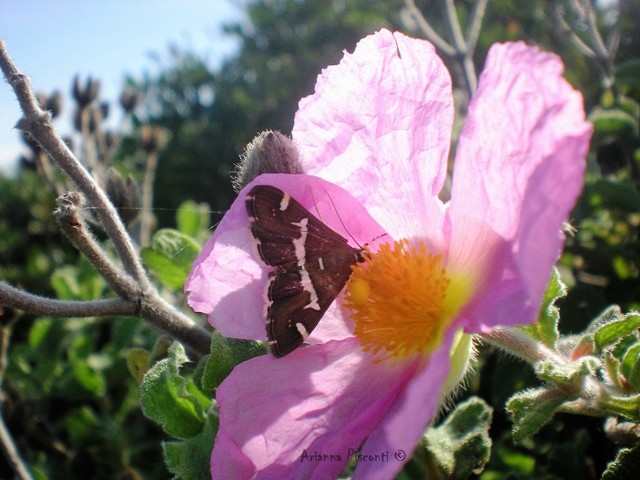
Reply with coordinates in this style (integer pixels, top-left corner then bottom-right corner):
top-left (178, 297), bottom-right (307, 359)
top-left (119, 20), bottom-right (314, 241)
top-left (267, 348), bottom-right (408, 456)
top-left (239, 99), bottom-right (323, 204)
top-left (246, 185), bottom-right (366, 357)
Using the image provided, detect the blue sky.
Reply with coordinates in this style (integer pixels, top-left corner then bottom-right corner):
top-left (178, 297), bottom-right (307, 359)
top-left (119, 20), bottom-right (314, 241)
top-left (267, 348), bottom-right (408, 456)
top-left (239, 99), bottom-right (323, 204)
top-left (0, 0), bottom-right (241, 174)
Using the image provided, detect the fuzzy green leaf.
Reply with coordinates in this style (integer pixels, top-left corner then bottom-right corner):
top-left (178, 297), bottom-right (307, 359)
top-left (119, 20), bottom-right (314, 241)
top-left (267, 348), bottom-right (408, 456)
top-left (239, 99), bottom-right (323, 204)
top-left (423, 397), bottom-right (493, 479)
top-left (602, 443), bottom-right (640, 480)
top-left (595, 313), bottom-right (640, 350)
top-left (535, 357), bottom-right (600, 385)
top-left (621, 342), bottom-right (640, 392)
top-left (141, 229), bottom-right (200, 290)
top-left (140, 343), bottom-right (209, 439)
top-left (507, 389), bottom-right (571, 443)
top-left (163, 410), bottom-right (218, 480)
top-left (522, 268), bottom-right (564, 347)
top-left (201, 332), bottom-right (267, 396)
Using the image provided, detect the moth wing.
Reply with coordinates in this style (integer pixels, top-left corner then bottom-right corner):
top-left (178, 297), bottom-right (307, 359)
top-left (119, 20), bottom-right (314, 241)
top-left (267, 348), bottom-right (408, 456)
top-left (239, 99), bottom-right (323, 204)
top-left (246, 185), bottom-right (362, 357)
top-left (267, 258), bottom-right (355, 357)
top-left (246, 185), bottom-right (352, 268)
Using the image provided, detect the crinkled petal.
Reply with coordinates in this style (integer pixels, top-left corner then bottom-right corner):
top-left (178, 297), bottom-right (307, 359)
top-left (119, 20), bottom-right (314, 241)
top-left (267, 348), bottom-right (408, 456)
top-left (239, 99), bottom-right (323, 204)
top-left (445, 215), bottom-right (528, 332)
top-left (448, 42), bottom-right (591, 328)
top-left (211, 338), bottom-right (418, 479)
top-left (293, 29), bottom-right (453, 241)
top-left (185, 173), bottom-right (386, 342)
top-left (354, 329), bottom-right (455, 479)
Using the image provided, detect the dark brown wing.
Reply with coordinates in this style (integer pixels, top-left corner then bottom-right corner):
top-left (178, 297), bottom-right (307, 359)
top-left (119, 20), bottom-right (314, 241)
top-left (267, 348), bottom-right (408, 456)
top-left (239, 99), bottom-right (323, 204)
top-left (246, 185), bottom-right (362, 356)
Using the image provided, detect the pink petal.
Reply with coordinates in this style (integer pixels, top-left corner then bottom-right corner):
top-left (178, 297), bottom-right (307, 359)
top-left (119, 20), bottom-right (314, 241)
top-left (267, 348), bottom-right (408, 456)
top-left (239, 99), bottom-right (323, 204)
top-left (293, 29), bottom-right (453, 241)
top-left (185, 173), bottom-right (386, 342)
top-left (449, 42), bottom-right (591, 326)
top-left (354, 329), bottom-right (455, 479)
top-left (211, 337), bottom-right (417, 479)
top-left (445, 215), bottom-right (530, 332)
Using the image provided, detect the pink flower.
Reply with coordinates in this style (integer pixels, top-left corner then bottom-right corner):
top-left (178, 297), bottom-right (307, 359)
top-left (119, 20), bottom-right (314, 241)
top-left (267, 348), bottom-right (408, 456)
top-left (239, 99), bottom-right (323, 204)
top-left (186, 29), bottom-right (591, 479)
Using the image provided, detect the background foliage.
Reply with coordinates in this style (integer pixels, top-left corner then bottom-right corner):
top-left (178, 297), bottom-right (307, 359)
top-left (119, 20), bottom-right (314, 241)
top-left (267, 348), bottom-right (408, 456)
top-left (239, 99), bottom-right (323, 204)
top-left (1, 0), bottom-right (639, 478)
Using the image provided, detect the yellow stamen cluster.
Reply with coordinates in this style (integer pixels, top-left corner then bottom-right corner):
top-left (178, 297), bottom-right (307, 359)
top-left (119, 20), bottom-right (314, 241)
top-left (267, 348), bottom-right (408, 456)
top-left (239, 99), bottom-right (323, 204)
top-left (345, 239), bottom-right (451, 360)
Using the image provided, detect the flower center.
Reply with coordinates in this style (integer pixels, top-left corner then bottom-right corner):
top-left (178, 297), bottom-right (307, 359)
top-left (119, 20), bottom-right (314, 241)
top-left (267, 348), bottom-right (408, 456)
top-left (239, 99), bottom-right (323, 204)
top-left (344, 239), bottom-right (453, 360)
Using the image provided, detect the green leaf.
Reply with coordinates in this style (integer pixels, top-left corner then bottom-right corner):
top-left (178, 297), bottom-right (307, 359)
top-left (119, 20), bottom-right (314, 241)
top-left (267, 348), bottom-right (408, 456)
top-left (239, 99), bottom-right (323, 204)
top-left (163, 410), bottom-right (218, 480)
top-left (73, 362), bottom-right (106, 394)
top-left (423, 397), bottom-right (493, 479)
top-left (126, 348), bottom-right (150, 384)
top-left (50, 259), bottom-right (105, 301)
top-left (599, 394), bottom-right (640, 422)
top-left (590, 106), bottom-right (638, 138)
top-left (201, 332), bottom-right (267, 396)
top-left (616, 60), bottom-right (640, 90)
top-left (65, 407), bottom-right (100, 444)
top-left (534, 357), bottom-right (600, 386)
top-left (140, 342), bottom-right (209, 439)
top-left (177, 200), bottom-right (210, 238)
top-left (588, 305), bottom-right (624, 334)
top-left (595, 313), bottom-right (640, 351)
top-left (522, 268), bottom-right (564, 348)
top-left (507, 388), bottom-right (571, 443)
top-left (141, 228), bottom-right (201, 290)
top-left (587, 179), bottom-right (640, 212)
top-left (602, 443), bottom-right (640, 480)
top-left (621, 342), bottom-right (640, 391)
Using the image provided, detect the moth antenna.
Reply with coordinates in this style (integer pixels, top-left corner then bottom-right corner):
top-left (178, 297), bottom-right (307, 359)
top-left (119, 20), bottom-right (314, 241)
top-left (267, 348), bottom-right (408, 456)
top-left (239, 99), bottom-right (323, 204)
top-left (313, 186), bottom-right (388, 249)
top-left (321, 188), bottom-right (363, 248)
top-left (309, 188), bottom-right (325, 224)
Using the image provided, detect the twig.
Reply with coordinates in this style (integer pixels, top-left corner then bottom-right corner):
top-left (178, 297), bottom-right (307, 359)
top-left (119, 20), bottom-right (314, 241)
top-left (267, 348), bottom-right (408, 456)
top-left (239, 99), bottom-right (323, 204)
top-left (465, 0), bottom-right (488, 55)
top-left (404, 0), bottom-right (486, 96)
top-left (0, 310), bottom-right (15, 388)
top-left (404, 0), bottom-right (455, 56)
top-left (54, 192), bottom-right (140, 298)
top-left (0, 282), bottom-right (137, 317)
top-left (0, 415), bottom-right (32, 480)
top-left (0, 40), bottom-right (149, 289)
top-left (138, 291), bottom-right (211, 356)
top-left (140, 150), bottom-right (158, 247)
top-left (0, 282), bottom-right (210, 355)
top-left (0, 311), bottom-right (33, 480)
top-left (0, 40), bottom-right (212, 356)
top-left (552, 0), bottom-right (621, 87)
top-left (552, 4), bottom-right (596, 57)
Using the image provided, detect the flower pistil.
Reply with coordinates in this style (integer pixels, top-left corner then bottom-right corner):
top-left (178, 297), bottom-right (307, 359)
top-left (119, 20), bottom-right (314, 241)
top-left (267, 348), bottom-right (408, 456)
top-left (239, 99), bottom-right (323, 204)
top-left (345, 239), bottom-right (464, 361)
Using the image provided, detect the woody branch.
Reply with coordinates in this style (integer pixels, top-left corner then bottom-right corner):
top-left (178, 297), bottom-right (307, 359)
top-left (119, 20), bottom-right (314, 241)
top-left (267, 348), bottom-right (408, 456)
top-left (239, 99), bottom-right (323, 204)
top-left (0, 40), bottom-right (210, 356)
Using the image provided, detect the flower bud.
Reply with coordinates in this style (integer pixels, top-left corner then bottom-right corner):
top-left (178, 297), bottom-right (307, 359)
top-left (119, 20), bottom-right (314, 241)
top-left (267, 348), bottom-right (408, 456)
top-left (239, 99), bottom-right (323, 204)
top-left (138, 126), bottom-right (170, 153)
top-left (72, 74), bottom-right (100, 108)
top-left (232, 130), bottom-right (304, 191)
top-left (105, 168), bottom-right (141, 226)
top-left (120, 87), bottom-right (143, 114)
